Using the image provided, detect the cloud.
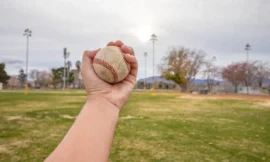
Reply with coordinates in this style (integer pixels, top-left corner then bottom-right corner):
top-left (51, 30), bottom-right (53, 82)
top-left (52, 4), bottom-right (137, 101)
top-left (0, 56), bottom-right (24, 65)
top-left (0, 0), bottom-right (270, 79)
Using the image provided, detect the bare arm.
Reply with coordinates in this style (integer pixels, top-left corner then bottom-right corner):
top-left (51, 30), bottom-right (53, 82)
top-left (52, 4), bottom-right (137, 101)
top-left (45, 40), bottom-right (137, 162)
top-left (45, 97), bottom-right (119, 162)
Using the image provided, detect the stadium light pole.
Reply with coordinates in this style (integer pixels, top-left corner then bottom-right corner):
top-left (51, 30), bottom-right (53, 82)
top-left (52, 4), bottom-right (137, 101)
top-left (63, 48), bottom-right (70, 90)
top-left (23, 29), bottom-right (32, 95)
top-left (245, 44), bottom-right (251, 94)
top-left (150, 34), bottom-right (158, 91)
top-left (144, 52), bottom-right (147, 89)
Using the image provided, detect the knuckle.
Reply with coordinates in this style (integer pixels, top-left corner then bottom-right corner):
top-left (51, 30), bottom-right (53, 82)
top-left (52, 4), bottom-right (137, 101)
top-left (83, 50), bottom-right (88, 54)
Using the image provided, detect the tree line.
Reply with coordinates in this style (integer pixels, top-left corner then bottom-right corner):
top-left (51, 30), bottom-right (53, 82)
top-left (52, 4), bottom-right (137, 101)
top-left (159, 46), bottom-right (270, 93)
top-left (1, 46), bottom-right (270, 93)
top-left (0, 60), bottom-right (83, 89)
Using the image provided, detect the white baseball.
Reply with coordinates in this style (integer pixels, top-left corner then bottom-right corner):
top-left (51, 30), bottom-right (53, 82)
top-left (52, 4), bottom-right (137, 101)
top-left (93, 46), bottom-right (131, 83)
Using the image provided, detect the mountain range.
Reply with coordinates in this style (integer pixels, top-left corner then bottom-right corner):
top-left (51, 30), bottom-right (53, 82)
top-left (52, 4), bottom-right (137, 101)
top-left (137, 76), bottom-right (270, 86)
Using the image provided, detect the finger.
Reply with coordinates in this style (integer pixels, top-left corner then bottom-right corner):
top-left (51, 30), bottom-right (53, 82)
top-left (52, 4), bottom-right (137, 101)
top-left (124, 54), bottom-right (138, 77)
top-left (107, 41), bottom-right (116, 46)
top-left (82, 50), bottom-right (94, 71)
top-left (122, 73), bottom-right (136, 85)
top-left (124, 54), bottom-right (137, 63)
top-left (115, 40), bottom-right (124, 47)
top-left (121, 45), bottom-right (134, 55)
top-left (89, 48), bottom-right (100, 59)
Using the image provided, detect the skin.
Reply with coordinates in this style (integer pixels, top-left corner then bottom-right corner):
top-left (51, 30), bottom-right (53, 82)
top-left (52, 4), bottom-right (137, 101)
top-left (45, 40), bottom-right (138, 162)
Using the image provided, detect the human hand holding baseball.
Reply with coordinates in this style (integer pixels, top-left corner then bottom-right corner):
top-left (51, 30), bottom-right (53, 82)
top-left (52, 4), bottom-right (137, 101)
top-left (81, 40), bottom-right (138, 109)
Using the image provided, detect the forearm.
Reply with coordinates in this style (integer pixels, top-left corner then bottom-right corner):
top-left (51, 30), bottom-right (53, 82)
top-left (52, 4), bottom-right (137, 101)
top-left (45, 96), bottom-right (119, 162)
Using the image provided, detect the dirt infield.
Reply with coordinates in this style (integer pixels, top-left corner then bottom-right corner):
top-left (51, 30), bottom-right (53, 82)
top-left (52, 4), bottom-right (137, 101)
top-left (179, 93), bottom-right (270, 102)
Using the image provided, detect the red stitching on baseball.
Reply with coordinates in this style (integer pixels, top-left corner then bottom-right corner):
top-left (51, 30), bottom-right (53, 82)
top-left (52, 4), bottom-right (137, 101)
top-left (93, 58), bottom-right (118, 83)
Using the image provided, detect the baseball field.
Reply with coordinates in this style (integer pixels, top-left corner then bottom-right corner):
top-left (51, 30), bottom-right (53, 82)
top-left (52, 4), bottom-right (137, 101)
top-left (0, 90), bottom-right (269, 162)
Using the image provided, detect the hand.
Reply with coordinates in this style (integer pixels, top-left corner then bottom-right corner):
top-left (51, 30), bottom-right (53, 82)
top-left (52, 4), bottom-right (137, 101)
top-left (81, 40), bottom-right (138, 110)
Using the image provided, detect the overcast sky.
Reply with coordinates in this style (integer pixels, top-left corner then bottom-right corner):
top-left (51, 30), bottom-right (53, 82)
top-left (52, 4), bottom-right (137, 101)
top-left (1, 0), bottom-right (270, 79)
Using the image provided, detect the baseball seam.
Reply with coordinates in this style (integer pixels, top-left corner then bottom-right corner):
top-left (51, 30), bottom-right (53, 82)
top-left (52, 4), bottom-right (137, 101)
top-left (93, 58), bottom-right (118, 83)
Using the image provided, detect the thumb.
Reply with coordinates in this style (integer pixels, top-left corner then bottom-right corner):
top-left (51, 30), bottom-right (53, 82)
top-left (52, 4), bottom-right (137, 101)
top-left (82, 49), bottom-right (100, 71)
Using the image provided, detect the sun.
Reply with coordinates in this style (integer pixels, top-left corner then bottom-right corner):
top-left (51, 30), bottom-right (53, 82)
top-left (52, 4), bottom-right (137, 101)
top-left (135, 25), bottom-right (152, 42)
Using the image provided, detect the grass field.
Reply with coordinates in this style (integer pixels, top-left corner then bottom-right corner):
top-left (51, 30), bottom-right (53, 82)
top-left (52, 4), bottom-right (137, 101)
top-left (0, 91), bottom-right (270, 162)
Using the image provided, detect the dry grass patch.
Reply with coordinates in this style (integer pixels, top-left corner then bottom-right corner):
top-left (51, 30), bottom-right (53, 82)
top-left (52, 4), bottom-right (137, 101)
top-left (61, 114), bottom-right (77, 119)
top-left (59, 96), bottom-right (86, 103)
top-left (0, 145), bottom-right (10, 154)
top-left (5, 116), bottom-right (33, 121)
top-left (14, 102), bottom-right (50, 111)
top-left (178, 94), bottom-right (270, 102)
top-left (119, 138), bottom-right (168, 159)
top-left (0, 140), bottom-right (29, 154)
top-left (216, 139), bottom-right (268, 154)
top-left (120, 115), bottom-right (136, 120)
top-left (256, 102), bottom-right (270, 108)
top-left (141, 108), bottom-right (171, 112)
top-left (10, 140), bottom-right (29, 148)
top-left (212, 118), bottom-right (237, 124)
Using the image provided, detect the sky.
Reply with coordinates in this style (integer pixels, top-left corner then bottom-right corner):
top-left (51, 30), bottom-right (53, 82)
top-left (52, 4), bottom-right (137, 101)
top-left (1, 0), bottom-right (270, 80)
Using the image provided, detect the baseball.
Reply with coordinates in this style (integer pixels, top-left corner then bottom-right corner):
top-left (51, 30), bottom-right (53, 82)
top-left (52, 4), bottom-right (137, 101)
top-left (93, 46), bottom-right (131, 83)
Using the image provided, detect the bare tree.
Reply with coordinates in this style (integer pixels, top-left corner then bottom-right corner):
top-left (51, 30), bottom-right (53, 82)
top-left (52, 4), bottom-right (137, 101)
top-left (222, 63), bottom-right (244, 93)
top-left (159, 47), bottom-right (206, 92)
top-left (203, 57), bottom-right (218, 92)
top-left (186, 49), bottom-right (206, 91)
top-left (256, 61), bottom-right (269, 90)
top-left (8, 76), bottom-right (20, 89)
top-left (30, 69), bottom-right (52, 88)
top-left (38, 71), bottom-right (51, 87)
top-left (240, 61), bottom-right (258, 94)
top-left (30, 69), bottom-right (38, 88)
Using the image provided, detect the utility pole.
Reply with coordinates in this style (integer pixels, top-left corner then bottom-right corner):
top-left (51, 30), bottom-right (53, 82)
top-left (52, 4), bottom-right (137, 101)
top-left (144, 52), bottom-right (147, 89)
top-left (23, 29), bottom-right (32, 95)
top-left (150, 34), bottom-right (157, 91)
top-left (63, 48), bottom-right (70, 90)
top-left (245, 44), bottom-right (251, 94)
top-left (66, 61), bottom-right (72, 89)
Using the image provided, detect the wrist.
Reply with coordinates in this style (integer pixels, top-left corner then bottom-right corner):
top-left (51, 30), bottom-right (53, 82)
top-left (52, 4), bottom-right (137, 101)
top-left (86, 95), bottom-right (120, 114)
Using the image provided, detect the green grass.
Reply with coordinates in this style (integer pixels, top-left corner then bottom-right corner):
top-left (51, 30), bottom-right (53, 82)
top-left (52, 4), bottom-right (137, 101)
top-left (0, 91), bottom-right (270, 162)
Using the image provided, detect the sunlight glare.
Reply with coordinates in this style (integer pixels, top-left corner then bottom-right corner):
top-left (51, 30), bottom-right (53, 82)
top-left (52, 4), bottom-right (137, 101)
top-left (135, 25), bottom-right (152, 42)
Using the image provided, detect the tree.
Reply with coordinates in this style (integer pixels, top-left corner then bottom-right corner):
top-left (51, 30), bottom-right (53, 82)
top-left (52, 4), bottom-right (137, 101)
top-left (76, 60), bottom-right (81, 70)
top-left (67, 71), bottom-right (74, 86)
top-left (256, 61), bottom-right (269, 90)
top-left (75, 60), bottom-right (82, 89)
top-left (51, 67), bottom-right (64, 89)
top-left (66, 61), bottom-right (72, 88)
top-left (38, 71), bottom-right (51, 88)
top-left (30, 70), bottom-right (52, 88)
top-left (203, 57), bottom-right (218, 92)
top-left (51, 67), bottom-right (74, 89)
top-left (8, 76), bottom-right (19, 89)
top-left (0, 63), bottom-right (10, 86)
top-left (18, 69), bottom-right (26, 88)
top-left (159, 47), bottom-right (206, 92)
top-left (30, 69), bottom-right (38, 88)
top-left (222, 63), bottom-right (244, 93)
top-left (240, 61), bottom-right (259, 94)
